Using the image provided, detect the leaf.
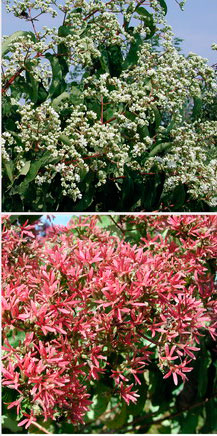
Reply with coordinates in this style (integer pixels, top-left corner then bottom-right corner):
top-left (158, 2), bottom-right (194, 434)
top-left (195, 340), bottom-right (211, 398)
top-left (52, 92), bottom-right (70, 110)
top-left (36, 81), bottom-right (48, 104)
top-left (58, 134), bottom-right (72, 147)
top-left (24, 60), bottom-right (39, 103)
top-left (123, 33), bottom-right (143, 69)
top-left (45, 53), bottom-right (63, 98)
top-left (107, 45), bottom-right (123, 77)
top-left (107, 403), bottom-right (127, 430)
top-left (57, 25), bottom-right (71, 56)
top-left (202, 398), bottom-right (217, 433)
top-left (72, 172), bottom-right (95, 211)
top-left (192, 96), bottom-right (203, 121)
top-left (127, 375), bottom-right (148, 416)
top-left (3, 160), bottom-right (14, 183)
top-left (25, 70), bottom-right (39, 103)
top-left (2, 31), bottom-right (36, 57)
top-left (86, 382), bottom-right (111, 421)
top-left (149, 142), bottom-right (171, 157)
top-left (135, 7), bottom-right (156, 39)
top-left (157, 0), bottom-right (167, 15)
top-left (29, 418), bottom-right (55, 434)
top-left (121, 174), bottom-right (134, 209)
top-left (16, 152), bottom-right (57, 196)
top-left (69, 86), bottom-right (84, 105)
top-left (179, 411), bottom-right (199, 433)
top-left (2, 414), bottom-right (20, 433)
top-left (7, 329), bottom-right (26, 348)
top-left (152, 106), bottom-right (161, 128)
top-left (141, 165), bottom-right (165, 211)
top-left (19, 161), bottom-right (31, 176)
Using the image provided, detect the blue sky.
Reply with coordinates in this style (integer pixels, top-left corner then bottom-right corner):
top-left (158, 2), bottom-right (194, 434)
top-left (2, 0), bottom-right (217, 64)
top-left (41, 214), bottom-right (72, 226)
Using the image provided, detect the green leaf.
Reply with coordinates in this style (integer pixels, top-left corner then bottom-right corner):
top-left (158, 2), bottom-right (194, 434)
top-left (121, 175), bottom-right (134, 209)
top-left (141, 165), bottom-right (165, 211)
top-left (152, 106), bottom-right (161, 128)
top-left (107, 45), bottom-right (123, 77)
top-left (107, 403), bottom-right (127, 430)
top-left (58, 134), bottom-right (72, 147)
top-left (86, 382), bottom-right (111, 421)
top-left (202, 398), bottom-right (217, 433)
top-left (192, 96), bottom-right (203, 121)
top-left (69, 85), bottom-right (84, 105)
top-left (2, 31), bottom-right (36, 57)
top-left (2, 414), bottom-right (20, 433)
top-left (36, 81), bottom-right (48, 104)
top-left (19, 161), bottom-right (31, 176)
top-left (135, 7), bottom-right (156, 39)
top-left (7, 329), bottom-right (26, 348)
top-left (123, 33), bottom-right (143, 69)
top-left (179, 411), bottom-right (199, 433)
top-left (3, 160), bottom-right (14, 183)
top-left (127, 376), bottom-right (148, 416)
top-left (16, 152), bottom-right (57, 196)
top-left (72, 172), bottom-right (95, 211)
top-left (45, 53), bottom-right (63, 98)
top-left (57, 25), bottom-right (72, 58)
top-left (52, 92), bottom-right (70, 110)
top-left (24, 61), bottom-right (39, 103)
top-left (157, 0), bottom-right (167, 15)
top-left (149, 142), bottom-right (171, 157)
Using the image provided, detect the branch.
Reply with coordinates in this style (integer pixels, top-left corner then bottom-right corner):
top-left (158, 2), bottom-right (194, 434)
top-left (31, 421), bottom-right (51, 434)
top-left (109, 215), bottom-right (126, 235)
top-left (114, 391), bottom-right (217, 433)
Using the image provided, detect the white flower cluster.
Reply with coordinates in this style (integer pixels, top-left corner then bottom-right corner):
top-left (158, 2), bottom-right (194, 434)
top-left (2, 0), bottom-right (217, 206)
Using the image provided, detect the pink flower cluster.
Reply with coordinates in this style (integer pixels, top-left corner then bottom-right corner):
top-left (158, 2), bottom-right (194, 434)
top-left (2, 215), bottom-right (217, 428)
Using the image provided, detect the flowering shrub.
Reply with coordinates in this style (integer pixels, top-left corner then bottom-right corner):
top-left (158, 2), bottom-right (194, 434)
top-left (2, 215), bottom-right (217, 433)
top-left (2, 0), bottom-right (217, 211)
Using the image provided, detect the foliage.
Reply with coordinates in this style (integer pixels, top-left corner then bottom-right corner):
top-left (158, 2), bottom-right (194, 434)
top-left (2, 214), bottom-right (217, 433)
top-left (2, 0), bottom-right (217, 212)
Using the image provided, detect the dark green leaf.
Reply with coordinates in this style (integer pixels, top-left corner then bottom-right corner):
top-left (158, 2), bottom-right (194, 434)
top-left (123, 33), bottom-right (143, 69)
top-left (157, 0), bottom-right (167, 15)
top-left (45, 53), bottom-right (63, 98)
top-left (135, 7), bottom-right (156, 39)
top-left (192, 96), bottom-right (203, 121)
top-left (107, 403), bottom-right (127, 429)
top-left (107, 45), bottom-right (123, 77)
top-left (15, 152), bottom-right (57, 196)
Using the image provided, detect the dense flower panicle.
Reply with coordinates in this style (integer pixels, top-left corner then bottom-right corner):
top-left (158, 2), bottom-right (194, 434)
top-left (2, 1), bottom-right (217, 208)
top-left (2, 215), bottom-right (217, 427)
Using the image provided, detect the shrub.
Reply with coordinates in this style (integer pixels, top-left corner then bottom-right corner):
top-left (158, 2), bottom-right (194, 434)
top-left (2, 215), bottom-right (217, 433)
top-left (2, 0), bottom-right (217, 211)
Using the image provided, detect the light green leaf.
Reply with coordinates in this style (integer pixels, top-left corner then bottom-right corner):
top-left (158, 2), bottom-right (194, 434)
top-left (19, 161), bottom-right (31, 176)
top-left (149, 142), bottom-right (171, 157)
top-left (2, 31), bottom-right (36, 57)
top-left (52, 92), bottom-right (69, 110)
top-left (3, 160), bottom-right (14, 183)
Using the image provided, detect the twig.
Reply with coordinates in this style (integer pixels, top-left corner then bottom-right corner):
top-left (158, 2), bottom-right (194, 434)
top-left (101, 96), bottom-right (104, 124)
top-left (109, 215), bottom-right (126, 235)
top-left (115, 391), bottom-right (217, 433)
top-left (31, 421), bottom-right (51, 434)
